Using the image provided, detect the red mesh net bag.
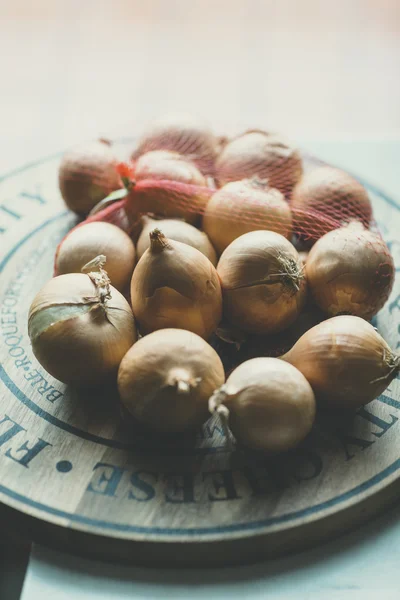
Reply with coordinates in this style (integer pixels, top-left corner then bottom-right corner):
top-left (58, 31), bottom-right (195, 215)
top-left (54, 122), bottom-right (396, 374)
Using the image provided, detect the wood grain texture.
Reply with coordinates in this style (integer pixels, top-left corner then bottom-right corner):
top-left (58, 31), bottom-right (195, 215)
top-left (0, 144), bottom-right (399, 565)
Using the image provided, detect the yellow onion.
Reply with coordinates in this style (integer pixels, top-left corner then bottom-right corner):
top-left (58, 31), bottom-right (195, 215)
top-left (217, 230), bottom-right (307, 334)
top-left (55, 222), bottom-right (136, 292)
top-left (306, 222), bottom-right (395, 319)
top-left (137, 216), bottom-right (217, 265)
top-left (131, 150), bottom-right (210, 224)
top-left (291, 166), bottom-right (372, 243)
top-left (215, 130), bottom-right (303, 196)
top-left (281, 316), bottom-right (400, 410)
top-left (209, 357), bottom-right (315, 453)
top-left (28, 256), bottom-right (137, 386)
top-left (131, 114), bottom-right (220, 174)
top-left (58, 139), bottom-right (121, 215)
top-left (131, 229), bottom-right (222, 339)
top-left (118, 328), bottom-right (225, 433)
top-left (202, 178), bottom-right (292, 254)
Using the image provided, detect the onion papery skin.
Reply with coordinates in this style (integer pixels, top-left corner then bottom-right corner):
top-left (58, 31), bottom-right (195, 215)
top-left (59, 140), bottom-right (121, 216)
top-left (217, 230), bottom-right (307, 335)
top-left (305, 223), bottom-right (395, 319)
top-left (118, 328), bottom-right (225, 433)
top-left (202, 179), bottom-right (292, 254)
top-left (128, 151), bottom-right (211, 224)
top-left (137, 217), bottom-right (217, 265)
top-left (214, 357), bottom-right (316, 453)
top-left (28, 273), bottom-right (137, 387)
top-left (215, 130), bottom-right (303, 197)
top-left (131, 230), bottom-right (222, 339)
top-left (281, 315), bottom-right (400, 410)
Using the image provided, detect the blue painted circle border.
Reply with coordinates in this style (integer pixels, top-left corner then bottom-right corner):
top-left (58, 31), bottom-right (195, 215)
top-left (0, 151), bottom-right (399, 539)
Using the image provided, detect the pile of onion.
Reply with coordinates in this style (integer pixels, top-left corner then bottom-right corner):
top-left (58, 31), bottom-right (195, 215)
top-left (306, 221), bottom-right (395, 319)
top-left (202, 178), bottom-right (292, 254)
top-left (45, 115), bottom-right (398, 452)
top-left (59, 139), bottom-right (121, 215)
top-left (217, 230), bottom-right (306, 334)
top-left (215, 130), bottom-right (303, 196)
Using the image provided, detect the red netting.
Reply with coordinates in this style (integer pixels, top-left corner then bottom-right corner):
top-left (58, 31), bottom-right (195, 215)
top-left (55, 127), bottom-right (395, 321)
top-left (79, 155), bottom-right (382, 246)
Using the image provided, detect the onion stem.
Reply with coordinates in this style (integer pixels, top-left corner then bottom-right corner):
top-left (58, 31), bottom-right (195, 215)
top-left (166, 369), bottom-right (201, 394)
top-left (209, 385), bottom-right (234, 450)
top-left (370, 351), bottom-right (400, 384)
top-left (149, 228), bottom-right (171, 253)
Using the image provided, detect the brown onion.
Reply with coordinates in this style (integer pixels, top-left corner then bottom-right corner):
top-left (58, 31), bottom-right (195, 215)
top-left (291, 166), bottom-right (373, 243)
top-left (59, 139), bottom-right (121, 215)
top-left (306, 222), bottom-right (394, 319)
top-left (55, 222), bottom-right (136, 292)
top-left (202, 178), bottom-right (292, 254)
top-left (131, 150), bottom-right (209, 224)
top-left (118, 328), bottom-right (225, 433)
top-left (209, 357), bottom-right (315, 453)
top-left (217, 230), bottom-right (307, 334)
top-left (281, 316), bottom-right (400, 410)
top-left (28, 256), bottom-right (137, 386)
top-left (131, 114), bottom-right (219, 174)
top-left (215, 130), bottom-right (303, 196)
top-left (137, 216), bottom-right (217, 265)
top-left (131, 229), bottom-right (222, 339)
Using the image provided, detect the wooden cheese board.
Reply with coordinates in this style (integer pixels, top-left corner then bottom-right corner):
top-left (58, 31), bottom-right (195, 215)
top-left (0, 144), bottom-right (400, 566)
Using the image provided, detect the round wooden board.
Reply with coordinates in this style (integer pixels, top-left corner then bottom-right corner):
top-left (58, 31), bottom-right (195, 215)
top-left (1, 146), bottom-right (400, 567)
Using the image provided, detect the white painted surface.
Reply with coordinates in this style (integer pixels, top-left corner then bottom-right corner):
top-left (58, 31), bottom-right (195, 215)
top-left (22, 499), bottom-right (400, 599)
